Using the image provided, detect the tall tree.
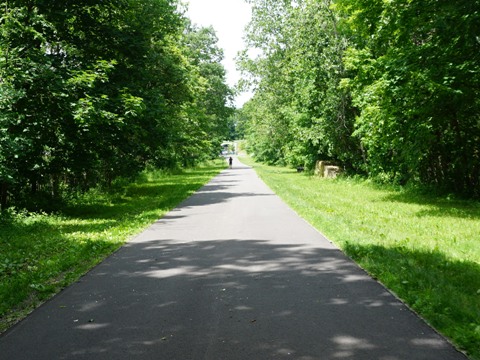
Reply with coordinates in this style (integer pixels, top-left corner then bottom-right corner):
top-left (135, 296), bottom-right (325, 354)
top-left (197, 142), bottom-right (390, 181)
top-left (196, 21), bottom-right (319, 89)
top-left (239, 0), bottom-right (360, 169)
top-left (183, 24), bottom-right (234, 162)
top-left (0, 0), bottom-right (234, 210)
top-left (336, 0), bottom-right (480, 192)
top-left (240, 0), bottom-right (479, 196)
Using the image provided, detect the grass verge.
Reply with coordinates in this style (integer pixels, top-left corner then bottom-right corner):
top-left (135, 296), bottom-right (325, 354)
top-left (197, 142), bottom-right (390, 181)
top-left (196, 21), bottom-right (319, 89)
top-left (0, 160), bottom-right (226, 333)
top-left (241, 156), bottom-right (480, 360)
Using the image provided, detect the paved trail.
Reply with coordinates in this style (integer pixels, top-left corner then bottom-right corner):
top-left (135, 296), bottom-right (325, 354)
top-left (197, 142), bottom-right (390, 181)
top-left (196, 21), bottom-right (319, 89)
top-left (0, 158), bottom-right (467, 359)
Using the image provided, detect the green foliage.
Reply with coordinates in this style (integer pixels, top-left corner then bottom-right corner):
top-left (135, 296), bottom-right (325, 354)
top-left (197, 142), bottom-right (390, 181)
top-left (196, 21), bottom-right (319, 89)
top-left (0, 1), bottom-right (233, 210)
top-left (182, 24), bottom-right (235, 161)
top-left (243, 156), bottom-right (480, 359)
top-left (240, 0), bottom-right (480, 196)
top-left (337, 0), bottom-right (480, 193)
top-left (239, 0), bottom-right (361, 170)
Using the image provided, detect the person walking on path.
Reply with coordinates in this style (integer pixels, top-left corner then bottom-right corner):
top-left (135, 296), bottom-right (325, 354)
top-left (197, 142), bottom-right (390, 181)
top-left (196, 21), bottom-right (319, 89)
top-left (228, 156), bottom-right (233, 168)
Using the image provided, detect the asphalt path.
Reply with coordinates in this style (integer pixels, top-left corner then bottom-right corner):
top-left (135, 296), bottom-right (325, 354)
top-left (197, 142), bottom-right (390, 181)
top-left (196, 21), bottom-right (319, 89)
top-left (0, 157), bottom-right (467, 359)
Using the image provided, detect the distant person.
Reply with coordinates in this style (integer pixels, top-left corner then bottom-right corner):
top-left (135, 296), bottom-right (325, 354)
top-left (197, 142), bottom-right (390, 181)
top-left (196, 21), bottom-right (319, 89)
top-left (228, 157), bottom-right (233, 169)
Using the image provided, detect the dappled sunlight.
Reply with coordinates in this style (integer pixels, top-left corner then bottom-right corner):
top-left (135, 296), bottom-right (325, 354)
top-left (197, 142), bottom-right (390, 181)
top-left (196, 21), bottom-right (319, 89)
top-left (76, 323), bottom-right (110, 331)
top-left (411, 337), bottom-right (450, 348)
top-left (77, 300), bottom-right (104, 313)
top-left (144, 266), bottom-right (211, 279)
top-left (28, 238), bottom-right (461, 359)
top-left (327, 298), bottom-right (349, 306)
top-left (1, 161), bottom-right (467, 360)
top-left (331, 335), bottom-right (377, 351)
top-left (340, 273), bottom-right (372, 283)
top-left (3, 238), bottom-right (466, 359)
top-left (360, 298), bottom-right (392, 308)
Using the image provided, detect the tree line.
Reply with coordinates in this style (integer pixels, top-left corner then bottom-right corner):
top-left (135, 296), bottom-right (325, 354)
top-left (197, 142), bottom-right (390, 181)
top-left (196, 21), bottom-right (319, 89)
top-left (238, 0), bottom-right (480, 196)
top-left (0, 0), bottom-right (233, 210)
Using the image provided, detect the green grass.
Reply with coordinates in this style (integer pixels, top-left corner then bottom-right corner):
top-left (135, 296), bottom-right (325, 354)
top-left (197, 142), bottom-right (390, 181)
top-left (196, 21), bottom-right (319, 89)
top-left (0, 161), bottom-right (226, 333)
top-left (241, 156), bottom-right (480, 360)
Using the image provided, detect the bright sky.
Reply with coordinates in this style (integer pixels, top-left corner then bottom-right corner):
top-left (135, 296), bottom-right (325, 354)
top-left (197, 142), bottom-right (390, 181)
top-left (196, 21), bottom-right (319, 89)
top-left (185, 0), bottom-right (253, 107)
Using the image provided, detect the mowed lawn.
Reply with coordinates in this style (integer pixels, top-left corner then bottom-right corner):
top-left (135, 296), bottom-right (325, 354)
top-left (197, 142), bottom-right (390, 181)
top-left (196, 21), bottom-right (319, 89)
top-left (241, 156), bottom-right (480, 360)
top-left (0, 161), bottom-right (226, 333)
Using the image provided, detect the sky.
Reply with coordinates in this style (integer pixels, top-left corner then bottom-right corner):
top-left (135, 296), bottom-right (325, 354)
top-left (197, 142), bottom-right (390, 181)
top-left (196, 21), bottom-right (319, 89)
top-left (185, 0), bottom-right (253, 107)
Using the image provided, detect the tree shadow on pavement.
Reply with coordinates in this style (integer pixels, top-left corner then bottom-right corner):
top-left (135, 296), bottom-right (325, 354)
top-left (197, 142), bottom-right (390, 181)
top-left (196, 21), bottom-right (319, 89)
top-left (344, 242), bottom-right (480, 359)
top-left (1, 238), bottom-right (467, 360)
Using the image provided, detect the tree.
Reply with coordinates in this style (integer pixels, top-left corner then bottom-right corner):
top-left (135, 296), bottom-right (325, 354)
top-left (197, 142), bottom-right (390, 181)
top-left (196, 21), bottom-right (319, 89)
top-left (0, 0), bottom-right (234, 210)
top-left (182, 24), bottom-right (234, 161)
top-left (240, 0), bottom-right (479, 196)
top-left (336, 0), bottom-right (480, 193)
top-left (239, 0), bottom-right (360, 169)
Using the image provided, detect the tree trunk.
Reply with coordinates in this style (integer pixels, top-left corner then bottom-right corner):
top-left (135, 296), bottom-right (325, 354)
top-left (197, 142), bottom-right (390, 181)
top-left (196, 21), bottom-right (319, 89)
top-left (0, 182), bottom-right (8, 211)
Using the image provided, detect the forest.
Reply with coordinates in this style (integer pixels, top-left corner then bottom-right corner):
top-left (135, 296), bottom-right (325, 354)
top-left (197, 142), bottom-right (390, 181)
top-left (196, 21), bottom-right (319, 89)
top-left (0, 0), bottom-right (233, 211)
top-left (238, 0), bottom-right (480, 197)
top-left (1, 0), bottom-right (479, 210)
